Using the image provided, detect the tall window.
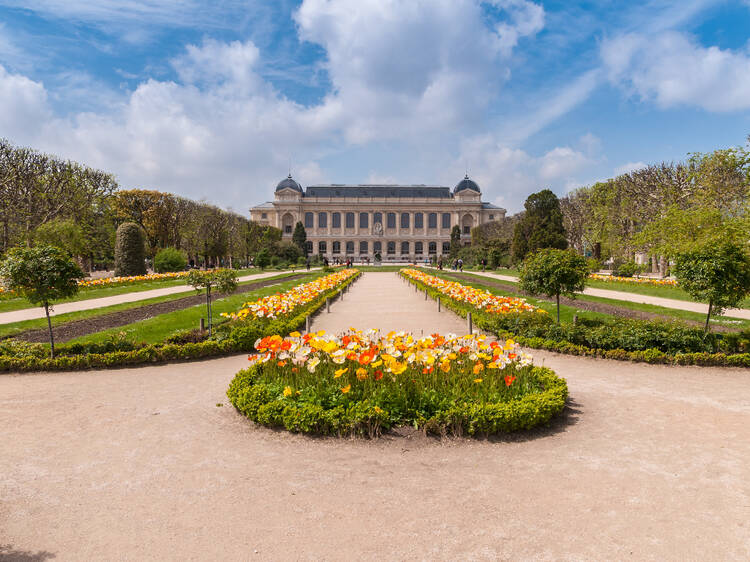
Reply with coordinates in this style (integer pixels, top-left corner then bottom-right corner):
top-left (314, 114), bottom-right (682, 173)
top-left (359, 212), bottom-right (369, 228)
top-left (441, 213), bottom-right (451, 229)
top-left (359, 241), bottom-right (368, 254)
top-left (428, 242), bottom-right (437, 254)
top-left (415, 241), bottom-right (423, 254)
top-left (345, 212), bottom-right (355, 228)
top-left (463, 225), bottom-right (471, 235)
top-left (428, 212), bottom-right (437, 228)
top-left (346, 241), bottom-right (354, 254)
top-left (318, 241), bottom-right (327, 254)
top-left (332, 212), bottom-right (341, 228)
top-left (400, 241), bottom-right (409, 254)
top-left (318, 212), bottom-right (327, 228)
top-left (387, 213), bottom-right (396, 229)
top-left (442, 241), bottom-right (450, 254)
top-left (373, 241), bottom-right (382, 253)
top-left (332, 241), bottom-right (341, 254)
top-left (284, 225), bottom-right (292, 234)
top-left (414, 213), bottom-right (423, 229)
top-left (373, 212), bottom-right (383, 226)
top-left (387, 241), bottom-right (395, 254)
top-left (400, 213), bottom-right (410, 229)
top-left (305, 241), bottom-right (313, 254)
top-left (304, 212), bottom-right (314, 228)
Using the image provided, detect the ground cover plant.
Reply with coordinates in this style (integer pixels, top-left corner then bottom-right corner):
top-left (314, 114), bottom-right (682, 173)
top-left (401, 268), bottom-right (750, 367)
top-left (227, 330), bottom-right (567, 437)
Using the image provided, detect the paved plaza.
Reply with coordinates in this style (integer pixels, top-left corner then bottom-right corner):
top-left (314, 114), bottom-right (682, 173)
top-left (1, 272), bottom-right (749, 560)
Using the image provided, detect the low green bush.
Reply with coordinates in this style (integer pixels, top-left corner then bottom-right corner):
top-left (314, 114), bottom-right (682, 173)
top-left (154, 247), bottom-right (187, 273)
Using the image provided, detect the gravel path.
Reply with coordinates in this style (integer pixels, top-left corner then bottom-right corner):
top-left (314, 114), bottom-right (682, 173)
top-left (2, 272), bottom-right (749, 560)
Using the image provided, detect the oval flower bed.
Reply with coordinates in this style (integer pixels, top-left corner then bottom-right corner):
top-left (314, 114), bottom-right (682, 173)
top-left (227, 330), bottom-right (568, 438)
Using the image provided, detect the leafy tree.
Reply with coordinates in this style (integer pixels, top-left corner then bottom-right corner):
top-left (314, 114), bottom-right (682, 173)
top-left (512, 189), bottom-right (567, 263)
top-left (673, 241), bottom-right (750, 332)
top-left (255, 248), bottom-right (271, 269)
top-left (187, 269), bottom-right (238, 336)
top-left (519, 248), bottom-right (588, 322)
top-left (154, 247), bottom-right (187, 273)
top-left (277, 241), bottom-right (303, 263)
top-left (0, 245), bottom-right (84, 357)
top-left (292, 222), bottom-right (307, 256)
top-left (450, 225), bottom-right (461, 257)
top-left (114, 222), bottom-right (147, 276)
top-left (33, 218), bottom-right (88, 260)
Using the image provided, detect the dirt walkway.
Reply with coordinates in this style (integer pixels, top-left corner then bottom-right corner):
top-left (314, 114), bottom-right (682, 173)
top-left (2, 273), bottom-right (750, 560)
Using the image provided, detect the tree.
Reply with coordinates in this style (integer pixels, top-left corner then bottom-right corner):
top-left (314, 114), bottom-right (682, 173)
top-left (114, 222), bottom-right (147, 276)
top-left (512, 189), bottom-right (567, 263)
top-left (519, 248), bottom-right (588, 323)
top-left (154, 247), bottom-right (187, 273)
top-left (673, 241), bottom-right (750, 332)
top-left (254, 248), bottom-right (271, 269)
top-left (33, 218), bottom-right (88, 261)
top-left (450, 225), bottom-right (461, 257)
top-left (292, 222), bottom-right (307, 256)
top-left (0, 245), bottom-right (84, 357)
top-left (276, 241), bottom-right (303, 263)
top-left (186, 269), bottom-right (238, 336)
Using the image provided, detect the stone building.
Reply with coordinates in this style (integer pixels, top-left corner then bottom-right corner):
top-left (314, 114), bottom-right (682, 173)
top-left (250, 174), bottom-right (505, 262)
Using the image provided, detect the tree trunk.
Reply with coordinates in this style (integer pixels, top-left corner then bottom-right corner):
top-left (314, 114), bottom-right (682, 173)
top-left (206, 285), bottom-right (212, 336)
top-left (705, 301), bottom-right (712, 333)
top-left (44, 302), bottom-right (55, 359)
top-left (556, 293), bottom-right (560, 323)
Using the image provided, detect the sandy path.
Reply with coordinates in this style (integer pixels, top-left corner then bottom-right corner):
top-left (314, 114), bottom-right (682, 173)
top-left (2, 272), bottom-right (750, 560)
top-left (0, 269), bottom-right (318, 325)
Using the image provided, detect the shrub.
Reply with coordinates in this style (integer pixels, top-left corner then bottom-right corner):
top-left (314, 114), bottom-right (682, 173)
top-left (153, 247), bottom-right (187, 272)
top-left (613, 261), bottom-right (643, 278)
top-left (114, 222), bottom-right (147, 277)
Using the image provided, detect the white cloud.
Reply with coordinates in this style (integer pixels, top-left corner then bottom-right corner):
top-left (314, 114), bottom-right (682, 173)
top-left (0, 65), bottom-right (52, 143)
top-left (613, 161), bottom-right (646, 176)
top-left (602, 31), bottom-right (750, 112)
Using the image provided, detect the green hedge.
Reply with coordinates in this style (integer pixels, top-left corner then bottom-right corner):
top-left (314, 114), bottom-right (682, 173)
top-left (0, 271), bottom-right (361, 373)
top-left (402, 271), bottom-right (750, 368)
top-left (227, 365), bottom-right (567, 438)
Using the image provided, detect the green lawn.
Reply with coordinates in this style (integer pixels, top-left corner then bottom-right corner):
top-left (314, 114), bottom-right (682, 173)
top-left (68, 272), bottom-right (325, 345)
top-left (0, 272), bottom-right (306, 339)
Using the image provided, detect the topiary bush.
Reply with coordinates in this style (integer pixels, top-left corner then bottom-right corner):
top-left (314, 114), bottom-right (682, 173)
top-left (153, 247), bottom-right (187, 273)
top-left (114, 222), bottom-right (147, 277)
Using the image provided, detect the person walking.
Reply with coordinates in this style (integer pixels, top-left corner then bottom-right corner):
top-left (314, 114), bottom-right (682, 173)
top-left (306, 258), bottom-right (310, 271)
top-left (458, 258), bottom-right (463, 272)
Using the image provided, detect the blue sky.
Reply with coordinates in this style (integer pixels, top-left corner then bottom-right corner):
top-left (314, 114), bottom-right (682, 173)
top-left (0, 0), bottom-right (749, 214)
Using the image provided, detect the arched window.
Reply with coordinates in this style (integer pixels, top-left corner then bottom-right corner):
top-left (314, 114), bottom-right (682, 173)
top-left (305, 241), bottom-right (313, 254)
top-left (332, 212), bottom-right (341, 228)
top-left (318, 241), bottom-right (327, 254)
top-left (373, 241), bottom-right (382, 253)
top-left (415, 242), bottom-right (423, 254)
top-left (332, 241), bottom-right (341, 254)
top-left (400, 213), bottom-right (410, 229)
top-left (318, 212), bottom-right (327, 228)
top-left (387, 213), bottom-right (396, 229)
top-left (442, 241), bottom-right (450, 254)
top-left (387, 241), bottom-right (396, 254)
top-left (428, 213), bottom-right (437, 228)
top-left (441, 213), bottom-right (451, 229)
top-left (373, 212), bottom-right (383, 226)
top-left (414, 213), bottom-right (423, 229)
top-left (359, 241), bottom-right (368, 254)
top-left (346, 241), bottom-right (354, 254)
top-left (428, 241), bottom-right (437, 254)
top-left (345, 212), bottom-right (355, 228)
top-left (400, 241), bottom-right (410, 254)
top-left (359, 212), bottom-right (369, 228)
top-left (304, 212), bottom-right (314, 228)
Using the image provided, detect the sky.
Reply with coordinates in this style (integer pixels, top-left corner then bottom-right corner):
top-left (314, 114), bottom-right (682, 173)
top-left (0, 0), bottom-right (749, 215)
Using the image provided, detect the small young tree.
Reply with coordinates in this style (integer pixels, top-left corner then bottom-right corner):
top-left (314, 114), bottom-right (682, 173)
top-left (519, 248), bottom-right (588, 322)
top-left (254, 248), bottom-right (271, 269)
top-left (0, 246), bottom-right (84, 357)
top-left (292, 222), bottom-right (307, 256)
top-left (187, 269), bottom-right (238, 336)
top-left (153, 247), bottom-right (187, 272)
top-left (114, 222), bottom-right (147, 276)
top-left (673, 241), bottom-right (750, 332)
top-left (450, 225), bottom-right (462, 257)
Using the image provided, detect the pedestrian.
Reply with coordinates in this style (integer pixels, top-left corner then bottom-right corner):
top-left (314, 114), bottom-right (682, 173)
top-left (306, 258), bottom-right (310, 271)
top-left (458, 258), bottom-right (463, 272)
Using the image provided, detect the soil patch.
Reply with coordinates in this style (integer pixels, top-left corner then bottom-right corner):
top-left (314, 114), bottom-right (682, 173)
top-left (15, 273), bottom-right (309, 343)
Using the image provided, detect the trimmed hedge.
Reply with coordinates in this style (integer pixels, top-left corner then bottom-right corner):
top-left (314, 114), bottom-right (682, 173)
top-left (114, 222), bottom-right (147, 277)
top-left (227, 365), bottom-right (567, 438)
top-left (402, 271), bottom-right (750, 368)
top-left (0, 271), bottom-right (361, 373)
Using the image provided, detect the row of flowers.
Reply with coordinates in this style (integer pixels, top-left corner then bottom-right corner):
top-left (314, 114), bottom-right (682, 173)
top-left (401, 268), bottom-right (545, 315)
top-left (589, 273), bottom-right (678, 287)
top-left (222, 269), bottom-right (359, 321)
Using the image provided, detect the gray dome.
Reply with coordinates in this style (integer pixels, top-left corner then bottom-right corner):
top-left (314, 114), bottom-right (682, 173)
top-left (454, 174), bottom-right (480, 194)
top-left (275, 174), bottom-right (303, 192)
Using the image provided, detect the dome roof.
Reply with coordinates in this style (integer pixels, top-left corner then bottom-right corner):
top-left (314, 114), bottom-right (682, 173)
top-left (275, 174), bottom-right (303, 193)
top-left (454, 174), bottom-right (480, 194)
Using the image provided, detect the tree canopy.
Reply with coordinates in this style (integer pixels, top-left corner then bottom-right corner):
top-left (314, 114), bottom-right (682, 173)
top-left (512, 189), bottom-right (567, 263)
top-left (519, 248), bottom-right (588, 322)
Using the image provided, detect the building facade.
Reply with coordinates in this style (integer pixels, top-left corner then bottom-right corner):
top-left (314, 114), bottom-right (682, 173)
top-left (250, 175), bottom-right (505, 262)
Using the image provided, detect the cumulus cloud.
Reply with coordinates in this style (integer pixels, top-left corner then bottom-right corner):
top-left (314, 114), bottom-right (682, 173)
top-left (613, 161), bottom-right (646, 176)
top-left (602, 31), bottom-right (750, 111)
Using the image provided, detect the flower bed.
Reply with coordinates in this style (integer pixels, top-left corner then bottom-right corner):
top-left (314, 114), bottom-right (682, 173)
top-left (589, 274), bottom-right (678, 287)
top-left (227, 330), bottom-right (568, 437)
top-left (400, 268), bottom-right (545, 315)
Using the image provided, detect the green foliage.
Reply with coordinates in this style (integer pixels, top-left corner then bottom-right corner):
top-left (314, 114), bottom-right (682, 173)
top-left (276, 241), bottom-right (303, 263)
top-left (254, 248), bottom-right (271, 269)
top-left (512, 189), bottom-right (567, 263)
top-left (450, 225), bottom-right (461, 257)
top-left (519, 249), bottom-right (588, 322)
top-left (187, 268), bottom-right (239, 335)
top-left (612, 260), bottom-right (643, 278)
top-left (227, 364), bottom-right (567, 438)
top-left (153, 247), bottom-right (187, 273)
top-left (33, 218), bottom-right (88, 258)
top-left (292, 222), bottom-right (307, 255)
top-left (114, 222), bottom-right (147, 276)
top-left (673, 241), bottom-right (750, 331)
